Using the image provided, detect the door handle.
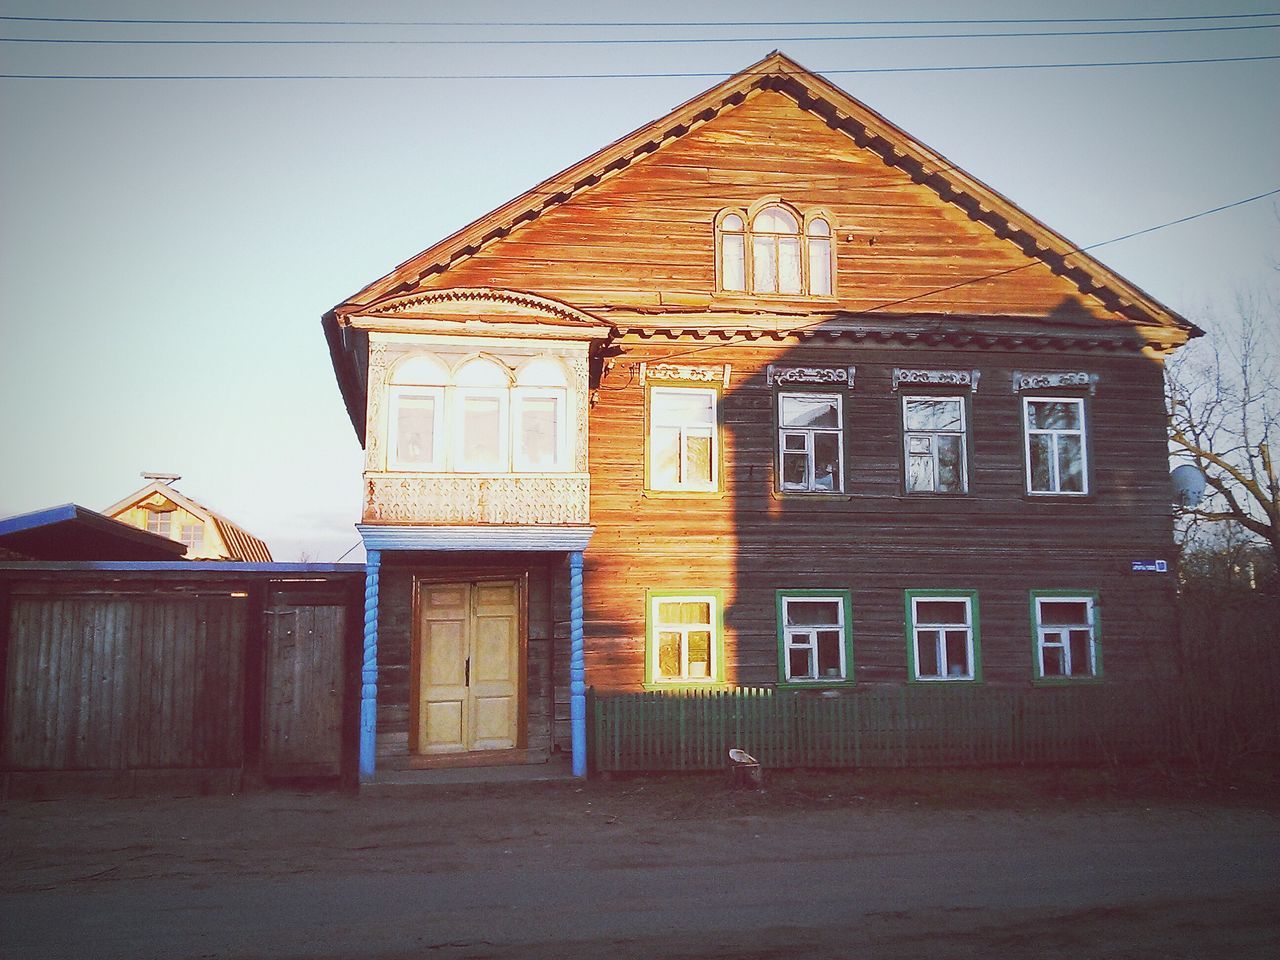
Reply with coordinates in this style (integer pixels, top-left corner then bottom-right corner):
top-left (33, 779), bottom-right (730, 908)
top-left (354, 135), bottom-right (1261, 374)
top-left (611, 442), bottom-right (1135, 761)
top-left (465, 656), bottom-right (470, 687)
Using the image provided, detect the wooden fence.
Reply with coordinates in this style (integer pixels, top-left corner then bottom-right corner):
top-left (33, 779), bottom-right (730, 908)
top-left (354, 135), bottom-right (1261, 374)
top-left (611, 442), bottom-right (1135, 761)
top-left (591, 685), bottom-right (1176, 772)
top-left (0, 566), bottom-right (363, 797)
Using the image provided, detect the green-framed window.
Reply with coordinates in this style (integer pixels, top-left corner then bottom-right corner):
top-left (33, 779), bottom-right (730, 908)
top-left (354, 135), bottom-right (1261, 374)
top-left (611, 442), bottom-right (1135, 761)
top-left (905, 589), bottom-right (981, 682)
top-left (645, 588), bottom-right (726, 687)
top-left (776, 590), bottom-right (854, 685)
top-left (645, 386), bottom-right (722, 494)
top-left (1031, 590), bottom-right (1101, 681)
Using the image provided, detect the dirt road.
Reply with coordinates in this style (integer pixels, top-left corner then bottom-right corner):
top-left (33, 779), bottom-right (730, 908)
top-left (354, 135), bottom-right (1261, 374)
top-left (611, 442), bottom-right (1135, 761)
top-left (2, 771), bottom-right (1277, 958)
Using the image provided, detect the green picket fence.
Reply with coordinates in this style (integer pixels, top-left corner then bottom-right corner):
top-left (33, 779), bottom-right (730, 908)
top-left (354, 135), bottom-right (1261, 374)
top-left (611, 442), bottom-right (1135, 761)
top-left (590, 685), bottom-right (1174, 771)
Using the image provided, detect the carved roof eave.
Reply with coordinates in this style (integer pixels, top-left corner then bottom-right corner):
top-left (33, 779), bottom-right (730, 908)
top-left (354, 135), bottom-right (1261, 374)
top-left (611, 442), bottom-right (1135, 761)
top-left (337, 287), bottom-right (615, 342)
top-left (332, 52), bottom-right (1197, 342)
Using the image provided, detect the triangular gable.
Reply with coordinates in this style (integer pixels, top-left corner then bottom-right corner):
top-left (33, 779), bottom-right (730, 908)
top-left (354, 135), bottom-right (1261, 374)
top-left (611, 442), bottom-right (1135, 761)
top-left (105, 481), bottom-right (272, 562)
top-left (332, 51), bottom-right (1194, 343)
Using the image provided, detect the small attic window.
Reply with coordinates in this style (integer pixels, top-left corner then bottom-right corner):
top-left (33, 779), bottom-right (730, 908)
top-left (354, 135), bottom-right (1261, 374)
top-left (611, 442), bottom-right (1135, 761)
top-left (715, 201), bottom-right (836, 298)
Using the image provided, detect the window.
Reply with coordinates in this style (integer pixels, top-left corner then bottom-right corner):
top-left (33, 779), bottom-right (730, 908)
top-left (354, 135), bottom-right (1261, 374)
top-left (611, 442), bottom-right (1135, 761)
top-left (646, 590), bottom-right (724, 685)
top-left (145, 510), bottom-right (172, 538)
top-left (715, 202), bottom-right (836, 297)
top-left (179, 523), bottom-right (204, 551)
top-left (648, 387), bottom-right (718, 492)
top-left (906, 590), bottom-right (980, 682)
top-left (1032, 593), bottom-right (1100, 680)
top-left (778, 591), bottom-right (853, 684)
top-left (778, 393), bottom-right (843, 493)
top-left (903, 396), bottom-right (967, 493)
top-left (1024, 397), bottom-right (1088, 494)
top-left (386, 352), bottom-right (572, 474)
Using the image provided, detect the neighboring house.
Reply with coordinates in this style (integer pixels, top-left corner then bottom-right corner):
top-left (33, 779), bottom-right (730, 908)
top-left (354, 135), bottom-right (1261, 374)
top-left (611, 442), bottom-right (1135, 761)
top-left (105, 477), bottom-right (272, 562)
top-left (0, 504), bottom-right (189, 561)
top-left (323, 53), bottom-right (1198, 780)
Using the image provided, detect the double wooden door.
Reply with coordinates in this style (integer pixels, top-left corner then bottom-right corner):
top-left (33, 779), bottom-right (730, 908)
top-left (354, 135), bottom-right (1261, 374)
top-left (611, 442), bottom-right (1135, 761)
top-left (413, 579), bottom-right (523, 755)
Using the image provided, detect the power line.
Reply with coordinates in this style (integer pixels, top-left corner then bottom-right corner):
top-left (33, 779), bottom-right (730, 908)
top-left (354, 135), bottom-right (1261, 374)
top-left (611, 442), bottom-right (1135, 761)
top-left (642, 186), bottom-right (1280, 364)
top-left (4, 22), bottom-right (1278, 46)
top-left (5, 53), bottom-right (1278, 81)
top-left (3, 12), bottom-right (1278, 27)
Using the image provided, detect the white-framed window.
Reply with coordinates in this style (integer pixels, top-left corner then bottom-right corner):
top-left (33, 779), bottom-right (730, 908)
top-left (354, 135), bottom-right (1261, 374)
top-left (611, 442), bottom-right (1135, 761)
top-left (145, 510), bottom-right (172, 538)
top-left (1024, 397), bottom-right (1088, 494)
top-left (179, 523), bottom-right (204, 551)
top-left (715, 201), bottom-right (836, 297)
top-left (648, 591), bottom-right (722, 684)
top-left (907, 591), bottom-right (980, 682)
top-left (903, 396), bottom-right (968, 493)
top-left (1032, 593), bottom-right (1100, 680)
top-left (385, 352), bottom-right (574, 474)
top-left (778, 393), bottom-right (843, 493)
top-left (648, 386), bottom-right (718, 492)
top-left (779, 592), bottom-right (851, 683)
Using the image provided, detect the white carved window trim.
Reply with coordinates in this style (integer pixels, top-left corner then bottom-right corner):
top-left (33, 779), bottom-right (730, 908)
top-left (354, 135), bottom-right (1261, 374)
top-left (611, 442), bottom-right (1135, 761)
top-left (1023, 396), bottom-right (1090, 496)
top-left (714, 199), bottom-right (838, 298)
top-left (777, 392), bottom-right (845, 494)
top-left (647, 386), bottom-right (719, 493)
top-left (902, 395), bottom-right (969, 494)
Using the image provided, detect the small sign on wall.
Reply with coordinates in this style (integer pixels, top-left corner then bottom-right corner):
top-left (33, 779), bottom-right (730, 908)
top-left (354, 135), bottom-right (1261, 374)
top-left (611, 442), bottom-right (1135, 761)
top-left (1131, 560), bottom-right (1169, 573)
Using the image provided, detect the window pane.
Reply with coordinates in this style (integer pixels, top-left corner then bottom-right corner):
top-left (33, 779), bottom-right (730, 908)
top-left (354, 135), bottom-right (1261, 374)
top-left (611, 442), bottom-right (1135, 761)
top-left (783, 432), bottom-right (808, 452)
top-left (519, 395), bottom-right (559, 469)
top-left (786, 600), bottom-right (841, 626)
top-left (687, 631), bottom-right (712, 678)
top-left (905, 398), bottom-right (962, 432)
top-left (1028, 400), bottom-right (1080, 430)
top-left (916, 600), bottom-right (966, 625)
top-left (652, 390), bottom-right (714, 425)
top-left (778, 236), bottom-right (802, 293)
top-left (916, 630), bottom-right (940, 677)
top-left (462, 395), bottom-right (502, 468)
top-left (754, 207), bottom-right (798, 233)
top-left (1029, 434), bottom-right (1054, 491)
top-left (1040, 601), bottom-right (1088, 626)
top-left (809, 238), bottom-right (832, 295)
top-left (722, 234), bottom-right (745, 291)
top-left (782, 453), bottom-right (808, 489)
top-left (658, 601), bottom-right (711, 626)
top-left (752, 237), bottom-right (777, 293)
top-left (180, 524), bottom-right (203, 550)
top-left (657, 631), bottom-right (681, 679)
top-left (397, 395), bottom-right (437, 465)
top-left (1058, 435), bottom-right (1085, 492)
top-left (789, 647), bottom-right (812, 680)
top-left (722, 213), bottom-right (743, 232)
top-left (908, 454), bottom-right (934, 492)
top-left (780, 395), bottom-right (839, 428)
top-left (146, 512), bottom-right (171, 537)
top-left (936, 435), bottom-right (964, 492)
top-left (651, 427), bottom-right (680, 488)
top-left (813, 433), bottom-right (841, 491)
top-left (685, 433), bottom-right (713, 485)
top-left (808, 217), bottom-right (831, 237)
top-left (455, 358), bottom-right (509, 387)
top-left (944, 630), bottom-right (970, 676)
top-left (1043, 644), bottom-right (1066, 677)
top-left (816, 631), bottom-right (843, 677)
top-left (1068, 630), bottom-right (1093, 676)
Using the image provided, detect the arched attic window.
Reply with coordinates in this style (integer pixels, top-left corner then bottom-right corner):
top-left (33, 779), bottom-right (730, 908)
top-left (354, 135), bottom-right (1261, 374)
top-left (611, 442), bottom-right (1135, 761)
top-left (715, 202), bottom-right (837, 297)
top-left (513, 357), bottom-right (570, 471)
top-left (388, 354), bottom-right (449, 470)
top-left (453, 356), bottom-right (512, 472)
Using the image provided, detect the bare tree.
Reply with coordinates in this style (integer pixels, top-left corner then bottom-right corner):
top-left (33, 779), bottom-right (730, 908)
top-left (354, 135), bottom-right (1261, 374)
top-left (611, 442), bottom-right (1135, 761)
top-left (1167, 297), bottom-right (1279, 568)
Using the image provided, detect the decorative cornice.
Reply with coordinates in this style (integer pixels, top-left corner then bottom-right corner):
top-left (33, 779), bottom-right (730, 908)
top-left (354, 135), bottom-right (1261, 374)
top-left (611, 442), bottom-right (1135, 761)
top-left (356, 524), bottom-right (595, 552)
top-left (767, 365), bottom-right (855, 388)
top-left (1011, 370), bottom-right (1098, 394)
top-left (639, 362), bottom-right (731, 387)
top-left (352, 287), bottom-right (610, 329)
top-left (892, 368), bottom-right (980, 392)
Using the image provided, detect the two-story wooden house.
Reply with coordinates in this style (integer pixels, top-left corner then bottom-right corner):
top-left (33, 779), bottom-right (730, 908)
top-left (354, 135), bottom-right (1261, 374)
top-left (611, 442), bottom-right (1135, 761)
top-left (323, 53), bottom-right (1198, 781)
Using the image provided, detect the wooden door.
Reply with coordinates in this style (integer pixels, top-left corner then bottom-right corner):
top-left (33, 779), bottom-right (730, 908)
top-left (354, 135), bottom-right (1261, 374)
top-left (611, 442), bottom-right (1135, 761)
top-left (415, 580), bottom-right (521, 755)
top-left (263, 601), bottom-right (346, 777)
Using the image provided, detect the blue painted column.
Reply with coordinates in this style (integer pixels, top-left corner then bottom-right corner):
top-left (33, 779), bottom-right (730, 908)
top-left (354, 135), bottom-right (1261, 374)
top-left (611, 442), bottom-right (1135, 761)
top-left (359, 549), bottom-right (381, 783)
top-left (569, 550), bottom-right (587, 778)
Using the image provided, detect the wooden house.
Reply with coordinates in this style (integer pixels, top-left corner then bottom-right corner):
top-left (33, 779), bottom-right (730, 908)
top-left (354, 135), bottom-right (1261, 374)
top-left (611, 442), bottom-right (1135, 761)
top-left (105, 477), bottom-right (272, 562)
top-left (323, 53), bottom-right (1198, 781)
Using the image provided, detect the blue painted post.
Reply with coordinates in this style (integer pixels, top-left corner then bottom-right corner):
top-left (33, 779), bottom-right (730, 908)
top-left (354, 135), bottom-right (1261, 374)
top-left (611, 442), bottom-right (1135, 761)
top-left (569, 550), bottom-right (587, 778)
top-left (359, 549), bottom-right (381, 783)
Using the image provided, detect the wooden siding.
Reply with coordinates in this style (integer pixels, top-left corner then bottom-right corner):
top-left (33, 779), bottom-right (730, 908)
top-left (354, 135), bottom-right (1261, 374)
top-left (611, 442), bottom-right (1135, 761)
top-left (582, 339), bottom-right (1179, 694)
top-left (374, 552), bottom-right (569, 768)
top-left (411, 90), bottom-right (1120, 325)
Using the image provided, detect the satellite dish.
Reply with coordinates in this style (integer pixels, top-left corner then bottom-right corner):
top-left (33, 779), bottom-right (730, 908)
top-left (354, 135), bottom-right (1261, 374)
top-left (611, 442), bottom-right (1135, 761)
top-left (1171, 464), bottom-right (1206, 508)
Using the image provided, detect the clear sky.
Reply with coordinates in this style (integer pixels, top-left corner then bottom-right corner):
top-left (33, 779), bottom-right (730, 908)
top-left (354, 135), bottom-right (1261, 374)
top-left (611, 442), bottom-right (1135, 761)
top-left (2, 0), bottom-right (1278, 561)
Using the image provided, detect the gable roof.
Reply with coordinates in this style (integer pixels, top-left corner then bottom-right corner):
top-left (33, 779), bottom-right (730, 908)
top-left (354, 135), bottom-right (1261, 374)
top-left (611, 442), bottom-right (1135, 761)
top-left (331, 51), bottom-right (1195, 343)
top-left (0, 504), bottom-right (189, 561)
top-left (104, 481), bottom-right (273, 562)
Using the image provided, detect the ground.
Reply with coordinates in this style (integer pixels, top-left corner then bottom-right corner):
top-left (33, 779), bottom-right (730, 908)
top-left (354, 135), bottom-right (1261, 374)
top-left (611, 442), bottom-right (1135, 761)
top-left (2, 767), bottom-right (1277, 959)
